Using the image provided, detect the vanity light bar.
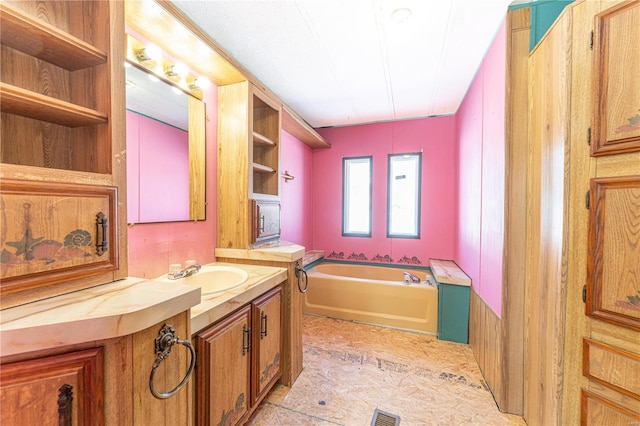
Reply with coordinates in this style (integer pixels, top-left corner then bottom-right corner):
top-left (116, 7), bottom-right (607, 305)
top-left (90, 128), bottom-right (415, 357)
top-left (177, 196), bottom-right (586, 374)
top-left (126, 33), bottom-right (205, 100)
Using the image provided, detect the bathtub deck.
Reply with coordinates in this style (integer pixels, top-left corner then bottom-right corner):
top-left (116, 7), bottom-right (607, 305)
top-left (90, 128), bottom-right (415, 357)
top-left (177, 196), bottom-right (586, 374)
top-left (247, 315), bottom-right (525, 425)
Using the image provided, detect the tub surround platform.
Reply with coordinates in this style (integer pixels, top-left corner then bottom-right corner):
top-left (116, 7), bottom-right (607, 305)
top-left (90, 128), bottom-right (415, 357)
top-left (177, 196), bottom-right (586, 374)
top-left (0, 277), bottom-right (201, 357)
top-left (215, 241), bottom-right (305, 263)
top-left (302, 250), bottom-right (324, 267)
top-left (429, 259), bottom-right (471, 286)
top-left (185, 262), bottom-right (287, 333)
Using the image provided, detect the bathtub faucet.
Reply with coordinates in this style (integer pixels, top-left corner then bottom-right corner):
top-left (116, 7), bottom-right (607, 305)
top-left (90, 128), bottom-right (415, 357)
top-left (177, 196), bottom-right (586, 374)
top-left (403, 271), bottom-right (421, 283)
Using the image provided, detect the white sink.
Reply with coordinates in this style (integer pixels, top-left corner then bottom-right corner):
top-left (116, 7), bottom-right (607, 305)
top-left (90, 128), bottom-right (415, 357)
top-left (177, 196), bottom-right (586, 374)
top-left (162, 265), bottom-right (249, 295)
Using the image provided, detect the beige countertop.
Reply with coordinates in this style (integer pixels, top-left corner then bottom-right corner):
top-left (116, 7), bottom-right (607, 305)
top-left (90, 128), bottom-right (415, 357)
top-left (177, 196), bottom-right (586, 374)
top-left (429, 259), bottom-right (471, 287)
top-left (185, 262), bottom-right (287, 334)
top-left (215, 241), bottom-right (305, 263)
top-left (0, 277), bottom-right (201, 357)
top-left (302, 250), bottom-right (324, 267)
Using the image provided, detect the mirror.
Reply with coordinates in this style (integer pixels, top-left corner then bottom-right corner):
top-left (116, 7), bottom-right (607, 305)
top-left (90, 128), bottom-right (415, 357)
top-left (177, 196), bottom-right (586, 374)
top-left (125, 63), bottom-right (206, 223)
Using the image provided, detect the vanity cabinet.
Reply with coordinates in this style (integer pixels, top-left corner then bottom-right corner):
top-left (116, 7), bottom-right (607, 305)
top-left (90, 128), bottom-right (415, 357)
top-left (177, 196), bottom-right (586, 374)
top-left (217, 81), bottom-right (282, 249)
top-left (0, 348), bottom-right (104, 425)
top-left (0, 0), bottom-right (127, 309)
top-left (195, 286), bottom-right (282, 426)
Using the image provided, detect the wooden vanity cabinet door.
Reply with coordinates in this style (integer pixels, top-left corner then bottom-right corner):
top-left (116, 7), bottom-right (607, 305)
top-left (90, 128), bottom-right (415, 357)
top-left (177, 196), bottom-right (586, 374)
top-left (591, 0), bottom-right (640, 156)
top-left (251, 286), bottom-right (282, 405)
top-left (0, 347), bottom-right (104, 425)
top-left (0, 179), bottom-right (119, 308)
top-left (195, 306), bottom-right (251, 426)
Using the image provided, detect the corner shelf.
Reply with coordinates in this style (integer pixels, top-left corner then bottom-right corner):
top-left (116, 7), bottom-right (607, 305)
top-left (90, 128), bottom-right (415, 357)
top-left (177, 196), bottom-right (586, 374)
top-left (0, 83), bottom-right (108, 127)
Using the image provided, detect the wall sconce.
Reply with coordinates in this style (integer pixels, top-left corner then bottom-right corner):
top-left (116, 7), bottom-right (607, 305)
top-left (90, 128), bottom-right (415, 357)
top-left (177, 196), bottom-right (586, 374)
top-left (281, 171), bottom-right (295, 182)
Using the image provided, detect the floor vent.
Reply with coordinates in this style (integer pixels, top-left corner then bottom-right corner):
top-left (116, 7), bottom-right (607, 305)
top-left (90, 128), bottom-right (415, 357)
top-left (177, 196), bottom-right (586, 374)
top-left (371, 408), bottom-right (400, 426)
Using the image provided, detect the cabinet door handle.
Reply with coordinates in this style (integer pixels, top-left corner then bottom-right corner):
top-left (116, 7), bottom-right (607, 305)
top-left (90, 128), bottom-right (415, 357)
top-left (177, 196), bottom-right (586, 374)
top-left (259, 215), bottom-right (265, 234)
top-left (58, 384), bottom-right (73, 426)
top-left (260, 312), bottom-right (268, 339)
top-left (242, 324), bottom-right (251, 355)
top-left (96, 212), bottom-right (108, 256)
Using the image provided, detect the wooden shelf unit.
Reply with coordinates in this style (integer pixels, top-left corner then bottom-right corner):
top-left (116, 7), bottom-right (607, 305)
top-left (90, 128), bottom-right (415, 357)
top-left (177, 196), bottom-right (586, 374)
top-left (0, 0), bottom-right (127, 309)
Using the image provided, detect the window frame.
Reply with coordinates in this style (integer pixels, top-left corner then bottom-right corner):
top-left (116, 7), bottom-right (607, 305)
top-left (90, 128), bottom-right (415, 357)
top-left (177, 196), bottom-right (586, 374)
top-left (342, 155), bottom-right (373, 237)
top-left (386, 152), bottom-right (422, 239)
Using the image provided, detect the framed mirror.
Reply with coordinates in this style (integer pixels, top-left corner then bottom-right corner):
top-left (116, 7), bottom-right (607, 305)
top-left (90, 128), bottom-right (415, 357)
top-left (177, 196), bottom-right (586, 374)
top-left (125, 63), bottom-right (206, 223)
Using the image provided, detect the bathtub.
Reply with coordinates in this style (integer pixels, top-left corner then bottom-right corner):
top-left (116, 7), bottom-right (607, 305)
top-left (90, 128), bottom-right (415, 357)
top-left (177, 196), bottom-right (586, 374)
top-left (303, 262), bottom-right (438, 334)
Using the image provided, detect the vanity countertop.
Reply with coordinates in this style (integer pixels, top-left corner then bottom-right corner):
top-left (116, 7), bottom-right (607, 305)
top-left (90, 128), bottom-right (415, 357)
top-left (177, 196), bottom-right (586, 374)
top-left (186, 262), bottom-right (287, 334)
top-left (0, 277), bottom-right (201, 357)
top-left (215, 241), bottom-right (305, 263)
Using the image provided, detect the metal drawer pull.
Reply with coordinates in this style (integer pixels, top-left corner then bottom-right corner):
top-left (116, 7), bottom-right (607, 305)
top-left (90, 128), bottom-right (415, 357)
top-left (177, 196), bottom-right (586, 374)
top-left (242, 324), bottom-right (251, 355)
top-left (149, 324), bottom-right (196, 399)
top-left (96, 212), bottom-right (108, 256)
top-left (260, 312), bottom-right (268, 339)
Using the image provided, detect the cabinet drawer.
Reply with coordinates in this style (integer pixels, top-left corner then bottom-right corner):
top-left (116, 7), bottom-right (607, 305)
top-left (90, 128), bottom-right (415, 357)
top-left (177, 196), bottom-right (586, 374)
top-left (1, 179), bottom-right (118, 306)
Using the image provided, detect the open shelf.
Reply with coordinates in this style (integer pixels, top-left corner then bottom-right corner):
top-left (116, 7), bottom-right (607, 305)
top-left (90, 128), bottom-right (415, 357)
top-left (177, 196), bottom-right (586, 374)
top-left (0, 3), bottom-right (107, 71)
top-left (253, 131), bottom-right (276, 147)
top-left (1, 83), bottom-right (108, 127)
top-left (252, 163), bottom-right (276, 174)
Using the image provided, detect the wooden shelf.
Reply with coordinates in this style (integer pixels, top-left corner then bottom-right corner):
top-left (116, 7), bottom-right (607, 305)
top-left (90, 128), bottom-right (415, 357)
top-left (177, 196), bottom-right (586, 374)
top-left (0, 83), bottom-right (108, 127)
top-left (282, 105), bottom-right (330, 149)
top-left (0, 3), bottom-right (107, 71)
top-left (253, 131), bottom-right (276, 147)
top-left (252, 163), bottom-right (275, 173)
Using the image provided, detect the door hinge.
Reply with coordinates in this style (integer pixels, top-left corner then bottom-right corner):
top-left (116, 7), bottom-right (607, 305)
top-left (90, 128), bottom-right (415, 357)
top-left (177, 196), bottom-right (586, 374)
top-left (586, 190), bottom-right (591, 209)
top-left (587, 127), bottom-right (591, 146)
top-left (590, 31), bottom-right (594, 50)
top-left (582, 285), bottom-right (587, 303)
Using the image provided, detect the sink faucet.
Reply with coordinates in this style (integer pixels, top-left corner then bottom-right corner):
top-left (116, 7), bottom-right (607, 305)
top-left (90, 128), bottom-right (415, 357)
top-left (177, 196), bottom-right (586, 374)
top-left (168, 263), bottom-right (201, 280)
top-left (403, 271), bottom-right (421, 283)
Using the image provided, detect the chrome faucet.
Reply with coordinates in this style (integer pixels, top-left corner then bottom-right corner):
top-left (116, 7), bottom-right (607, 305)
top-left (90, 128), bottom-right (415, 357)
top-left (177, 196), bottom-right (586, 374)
top-left (168, 264), bottom-right (201, 280)
top-left (403, 271), bottom-right (421, 283)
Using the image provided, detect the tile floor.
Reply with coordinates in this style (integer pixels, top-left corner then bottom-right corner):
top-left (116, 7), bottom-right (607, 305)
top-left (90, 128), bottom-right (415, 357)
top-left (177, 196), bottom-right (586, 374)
top-left (247, 315), bottom-right (525, 426)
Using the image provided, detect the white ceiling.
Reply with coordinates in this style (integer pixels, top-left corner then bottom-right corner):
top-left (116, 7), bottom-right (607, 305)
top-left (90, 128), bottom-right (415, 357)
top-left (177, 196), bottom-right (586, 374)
top-left (174, 0), bottom-right (514, 128)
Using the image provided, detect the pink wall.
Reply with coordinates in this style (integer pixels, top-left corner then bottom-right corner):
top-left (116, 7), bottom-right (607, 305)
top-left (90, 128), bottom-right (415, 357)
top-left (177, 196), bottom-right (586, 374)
top-left (127, 87), bottom-right (218, 279)
top-left (456, 21), bottom-right (506, 316)
top-left (279, 130), bottom-right (314, 250)
top-left (313, 117), bottom-right (458, 266)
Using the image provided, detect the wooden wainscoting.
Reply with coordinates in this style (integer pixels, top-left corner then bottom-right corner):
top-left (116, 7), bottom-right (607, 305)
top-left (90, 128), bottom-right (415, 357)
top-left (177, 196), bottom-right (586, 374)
top-left (469, 289), bottom-right (504, 408)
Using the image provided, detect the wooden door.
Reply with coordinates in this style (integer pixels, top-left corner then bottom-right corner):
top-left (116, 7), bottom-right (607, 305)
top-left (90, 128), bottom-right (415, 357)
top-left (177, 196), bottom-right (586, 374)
top-left (251, 286), bottom-right (282, 405)
top-left (581, 2), bottom-right (640, 424)
top-left (0, 348), bottom-right (104, 425)
top-left (196, 306), bottom-right (251, 426)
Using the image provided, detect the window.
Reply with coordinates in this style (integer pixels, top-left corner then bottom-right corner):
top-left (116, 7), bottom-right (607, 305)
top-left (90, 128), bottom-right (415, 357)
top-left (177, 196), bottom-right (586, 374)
top-left (342, 156), bottom-right (372, 237)
top-left (387, 153), bottom-right (421, 238)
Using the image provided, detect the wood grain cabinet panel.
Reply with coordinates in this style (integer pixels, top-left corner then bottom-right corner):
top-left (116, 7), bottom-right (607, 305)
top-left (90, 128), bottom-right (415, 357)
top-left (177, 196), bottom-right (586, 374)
top-left (0, 347), bottom-right (104, 425)
top-left (0, 179), bottom-right (118, 305)
top-left (195, 286), bottom-right (282, 426)
top-left (251, 287), bottom-right (282, 405)
top-left (587, 175), bottom-right (640, 331)
top-left (583, 338), bottom-right (640, 400)
top-left (591, 0), bottom-right (640, 156)
top-left (581, 389), bottom-right (640, 425)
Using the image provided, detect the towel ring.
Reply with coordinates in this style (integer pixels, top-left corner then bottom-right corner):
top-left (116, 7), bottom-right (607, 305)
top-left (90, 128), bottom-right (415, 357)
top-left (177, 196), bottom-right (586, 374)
top-left (149, 324), bottom-right (196, 399)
